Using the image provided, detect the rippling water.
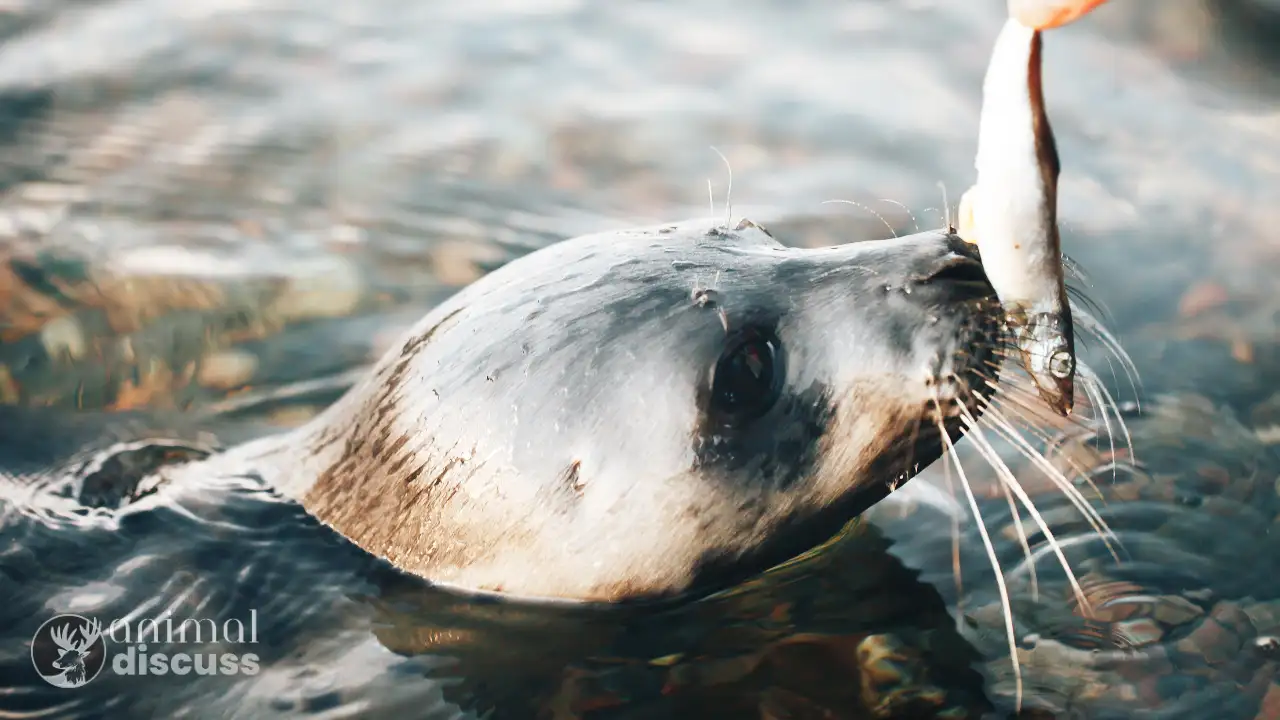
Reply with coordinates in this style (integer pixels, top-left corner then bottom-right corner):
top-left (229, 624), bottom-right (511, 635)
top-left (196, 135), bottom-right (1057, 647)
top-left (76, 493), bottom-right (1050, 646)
top-left (1, 1), bottom-right (1278, 718)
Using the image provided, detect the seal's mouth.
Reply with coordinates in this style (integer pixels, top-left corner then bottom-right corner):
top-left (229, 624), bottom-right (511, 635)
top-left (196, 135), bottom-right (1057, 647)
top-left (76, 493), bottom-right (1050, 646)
top-left (916, 247), bottom-right (1005, 427)
top-left (931, 294), bottom-right (1005, 420)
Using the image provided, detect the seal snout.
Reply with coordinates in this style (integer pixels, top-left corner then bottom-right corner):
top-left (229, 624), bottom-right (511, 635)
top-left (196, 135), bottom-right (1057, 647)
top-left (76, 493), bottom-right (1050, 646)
top-left (912, 232), bottom-right (993, 300)
top-left (891, 237), bottom-right (1002, 421)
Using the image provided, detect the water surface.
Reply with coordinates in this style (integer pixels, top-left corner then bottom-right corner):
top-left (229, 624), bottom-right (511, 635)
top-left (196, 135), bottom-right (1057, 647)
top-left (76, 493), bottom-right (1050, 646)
top-left (1, 1), bottom-right (1279, 717)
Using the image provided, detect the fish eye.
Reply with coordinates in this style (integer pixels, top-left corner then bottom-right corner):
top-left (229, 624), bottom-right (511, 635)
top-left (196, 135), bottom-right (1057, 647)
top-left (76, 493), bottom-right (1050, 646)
top-left (1048, 349), bottom-right (1074, 379)
top-left (709, 328), bottom-right (785, 422)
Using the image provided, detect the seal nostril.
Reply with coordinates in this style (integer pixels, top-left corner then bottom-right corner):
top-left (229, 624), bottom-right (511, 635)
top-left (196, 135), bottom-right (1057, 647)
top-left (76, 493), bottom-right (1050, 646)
top-left (916, 259), bottom-right (994, 305)
top-left (926, 259), bottom-right (989, 286)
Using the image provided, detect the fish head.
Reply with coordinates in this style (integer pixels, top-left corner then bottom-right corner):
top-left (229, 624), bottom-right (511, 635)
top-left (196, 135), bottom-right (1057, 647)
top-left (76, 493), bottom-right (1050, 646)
top-left (1014, 309), bottom-right (1076, 416)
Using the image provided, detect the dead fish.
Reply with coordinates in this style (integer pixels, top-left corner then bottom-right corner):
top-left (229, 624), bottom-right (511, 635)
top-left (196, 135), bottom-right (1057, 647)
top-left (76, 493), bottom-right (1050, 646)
top-left (956, 2), bottom-right (1109, 416)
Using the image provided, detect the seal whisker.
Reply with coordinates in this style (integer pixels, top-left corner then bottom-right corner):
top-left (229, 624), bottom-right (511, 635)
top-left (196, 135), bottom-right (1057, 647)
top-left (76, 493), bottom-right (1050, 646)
top-left (1075, 362), bottom-right (1121, 477)
top-left (984, 390), bottom-right (1106, 502)
top-left (1065, 282), bottom-right (1111, 329)
top-left (999, 451), bottom-right (1041, 600)
top-left (1075, 361), bottom-right (1136, 482)
top-left (709, 145), bottom-right (734, 228)
top-left (977, 370), bottom-right (1097, 448)
top-left (1070, 301), bottom-right (1143, 412)
top-left (983, 382), bottom-right (1082, 446)
top-left (975, 351), bottom-right (1104, 476)
top-left (970, 365), bottom-right (1060, 444)
top-left (1061, 253), bottom-right (1093, 285)
top-left (877, 198), bottom-right (920, 233)
top-left (975, 394), bottom-right (1123, 566)
top-left (962, 404), bottom-right (1085, 609)
top-left (958, 403), bottom-right (1089, 614)
top-left (820, 199), bottom-right (898, 239)
top-left (902, 408), bottom-right (926, 492)
top-left (1061, 258), bottom-right (1124, 336)
top-left (1077, 329), bottom-right (1128, 430)
top-left (937, 181), bottom-right (954, 233)
top-left (939, 448), bottom-right (967, 608)
top-left (982, 388), bottom-right (1114, 519)
top-left (971, 364), bottom-right (1096, 454)
top-left (934, 410), bottom-right (1022, 711)
top-left (1041, 423), bottom-right (1099, 465)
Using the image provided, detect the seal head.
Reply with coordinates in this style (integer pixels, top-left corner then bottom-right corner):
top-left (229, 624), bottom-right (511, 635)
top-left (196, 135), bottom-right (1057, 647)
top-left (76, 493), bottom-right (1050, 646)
top-left (261, 218), bottom-right (999, 603)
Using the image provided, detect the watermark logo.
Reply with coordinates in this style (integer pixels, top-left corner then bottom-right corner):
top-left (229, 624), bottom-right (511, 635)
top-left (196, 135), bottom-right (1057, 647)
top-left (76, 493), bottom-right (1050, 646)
top-left (31, 615), bottom-right (108, 689)
top-left (31, 611), bottom-right (260, 687)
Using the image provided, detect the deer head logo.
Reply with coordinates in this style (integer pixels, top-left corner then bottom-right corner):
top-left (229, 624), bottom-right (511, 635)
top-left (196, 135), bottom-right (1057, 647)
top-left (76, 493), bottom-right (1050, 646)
top-left (31, 615), bottom-right (108, 688)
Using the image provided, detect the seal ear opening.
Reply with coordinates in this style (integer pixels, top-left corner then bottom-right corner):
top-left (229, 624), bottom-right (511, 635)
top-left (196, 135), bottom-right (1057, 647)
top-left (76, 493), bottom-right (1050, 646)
top-left (704, 326), bottom-right (786, 426)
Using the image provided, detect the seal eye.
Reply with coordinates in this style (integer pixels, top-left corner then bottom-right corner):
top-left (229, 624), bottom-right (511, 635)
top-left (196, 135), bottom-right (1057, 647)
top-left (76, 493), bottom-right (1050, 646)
top-left (710, 329), bottom-right (784, 421)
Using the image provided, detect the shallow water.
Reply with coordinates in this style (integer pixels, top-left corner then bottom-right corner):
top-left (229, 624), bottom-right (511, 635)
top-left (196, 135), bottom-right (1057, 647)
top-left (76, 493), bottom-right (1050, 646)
top-left (1, 0), bottom-right (1278, 718)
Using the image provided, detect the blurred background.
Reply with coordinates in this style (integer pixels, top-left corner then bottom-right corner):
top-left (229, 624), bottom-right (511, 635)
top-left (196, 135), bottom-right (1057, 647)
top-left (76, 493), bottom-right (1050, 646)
top-left (0, 1), bottom-right (1278, 718)
top-left (0, 0), bottom-right (1276, 423)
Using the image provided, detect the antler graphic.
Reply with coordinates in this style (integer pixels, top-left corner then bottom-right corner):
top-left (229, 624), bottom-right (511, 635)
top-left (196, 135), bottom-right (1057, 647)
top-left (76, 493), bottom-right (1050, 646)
top-left (50, 623), bottom-right (79, 653)
top-left (77, 618), bottom-right (102, 649)
top-left (49, 618), bottom-right (101, 654)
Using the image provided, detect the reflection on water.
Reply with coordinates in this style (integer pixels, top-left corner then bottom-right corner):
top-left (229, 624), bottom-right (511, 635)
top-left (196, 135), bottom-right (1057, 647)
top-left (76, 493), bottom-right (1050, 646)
top-left (1, 0), bottom-right (1278, 717)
